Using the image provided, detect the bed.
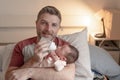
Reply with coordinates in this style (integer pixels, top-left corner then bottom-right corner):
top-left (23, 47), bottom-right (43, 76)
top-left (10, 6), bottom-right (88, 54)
top-left (0, 27), bottom-right (120, 80)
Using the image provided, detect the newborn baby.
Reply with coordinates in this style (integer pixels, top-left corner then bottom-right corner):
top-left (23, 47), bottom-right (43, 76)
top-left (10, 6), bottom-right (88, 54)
top-left (39, 37), bottom-right (66, 71)
top-left (39, 37), bottom-right (79, 71)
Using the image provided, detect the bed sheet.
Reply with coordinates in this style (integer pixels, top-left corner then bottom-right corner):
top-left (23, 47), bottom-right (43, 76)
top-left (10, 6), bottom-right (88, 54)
top-left (0, 44), bottom-right (120, 80)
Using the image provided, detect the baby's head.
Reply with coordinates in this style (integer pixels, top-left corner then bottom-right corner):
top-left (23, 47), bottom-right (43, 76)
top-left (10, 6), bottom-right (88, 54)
top-left (55, 44), bottom-right (79, 64)
top-left (65, 44), bottom-right (79, 64)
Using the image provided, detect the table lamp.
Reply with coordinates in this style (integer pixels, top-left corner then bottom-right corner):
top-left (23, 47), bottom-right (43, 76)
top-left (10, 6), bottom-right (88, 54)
top-left (95, 18), bottom-right (106, 38)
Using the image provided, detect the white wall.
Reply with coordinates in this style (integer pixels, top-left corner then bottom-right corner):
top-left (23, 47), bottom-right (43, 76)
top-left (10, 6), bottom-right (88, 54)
top-left (82, 0), bottom-right (120, 11)
top-left (0, 0), bottom-right (120, 43)
top-left (0, 0), bottom-right (94, 26)
top-left (0, 0), bottom-right (119, 28)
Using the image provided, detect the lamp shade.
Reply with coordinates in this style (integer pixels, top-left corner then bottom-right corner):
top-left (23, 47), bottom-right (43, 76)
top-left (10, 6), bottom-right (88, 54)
top-left (104, 9), bottom-right (120, 40)
top-left (98, 9), bottom-right (120, 40)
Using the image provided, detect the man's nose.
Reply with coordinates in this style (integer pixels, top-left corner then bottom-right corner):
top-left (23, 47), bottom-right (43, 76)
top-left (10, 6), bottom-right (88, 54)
top-left (45, 25), bottom-right (52, 31)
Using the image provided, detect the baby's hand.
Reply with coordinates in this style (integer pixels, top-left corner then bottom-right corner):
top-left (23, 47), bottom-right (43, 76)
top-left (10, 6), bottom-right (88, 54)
top-left (49, 51), bottom-right (60, 62)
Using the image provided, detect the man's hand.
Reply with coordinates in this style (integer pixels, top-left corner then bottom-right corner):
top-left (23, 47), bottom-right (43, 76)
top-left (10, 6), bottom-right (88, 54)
top-left (34, 40), bottom-right (50, 62)
top-left (6, 68), bottom-right (32, 80)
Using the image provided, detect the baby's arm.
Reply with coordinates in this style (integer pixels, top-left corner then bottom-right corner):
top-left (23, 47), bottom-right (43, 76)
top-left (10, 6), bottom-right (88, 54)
top-left (49, 51), bottom-right (67, 71)
top-left (54, 60), bottom-right (66, 71)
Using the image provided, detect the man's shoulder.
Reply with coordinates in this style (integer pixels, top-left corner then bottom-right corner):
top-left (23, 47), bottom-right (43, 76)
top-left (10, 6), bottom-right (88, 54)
top-left (15, 36), bottom-right (37, 49)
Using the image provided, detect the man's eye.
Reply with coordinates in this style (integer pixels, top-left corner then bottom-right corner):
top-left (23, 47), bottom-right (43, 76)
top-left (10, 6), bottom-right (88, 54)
top-left (52, 23), bottom-right (58, 27)
top-left (40, 21), bottom-right (46, 25)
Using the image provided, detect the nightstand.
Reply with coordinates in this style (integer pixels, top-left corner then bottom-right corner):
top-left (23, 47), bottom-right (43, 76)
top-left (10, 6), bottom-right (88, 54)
top-left (89, 34), bottom-right (120, 65)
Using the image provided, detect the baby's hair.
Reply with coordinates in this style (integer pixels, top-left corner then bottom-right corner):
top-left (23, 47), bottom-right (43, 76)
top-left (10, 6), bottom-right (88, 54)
top-left (65, 44), bottom-right (79, 64)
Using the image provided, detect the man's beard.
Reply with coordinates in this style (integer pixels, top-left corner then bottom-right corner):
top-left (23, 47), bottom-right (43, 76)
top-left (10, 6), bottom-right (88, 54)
top-left (37, 31), bottom-right (56, 41)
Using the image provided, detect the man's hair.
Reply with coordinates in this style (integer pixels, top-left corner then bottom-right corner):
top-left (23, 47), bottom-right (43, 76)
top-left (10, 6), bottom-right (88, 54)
top-left (65, 44), bottom-right (79, 64)
top-left (37, 6), bottom-right (61, 22)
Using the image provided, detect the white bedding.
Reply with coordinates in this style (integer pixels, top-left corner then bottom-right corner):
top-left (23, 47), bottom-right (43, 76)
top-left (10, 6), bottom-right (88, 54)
top-left (89, 45), bottom-right (120, 80)
top-left (0, 44), bottom-right (120, 80)
top-left (0, 44), bottom-right (15, 80)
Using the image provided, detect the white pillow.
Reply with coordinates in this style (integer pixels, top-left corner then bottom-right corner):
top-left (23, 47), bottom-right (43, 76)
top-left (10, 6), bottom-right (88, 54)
top-left (59, 27), bottom-right (94, 80)
top-left (0, 46), bottom-right (6, 72)
top-left (89, 44), bottom-right (120, 77)
top-left (1, 44), bottom-right (15, 80)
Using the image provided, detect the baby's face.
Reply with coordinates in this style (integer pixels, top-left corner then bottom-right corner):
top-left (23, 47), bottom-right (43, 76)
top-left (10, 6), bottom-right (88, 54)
top-left (55, 45), bottom-right (71, 61)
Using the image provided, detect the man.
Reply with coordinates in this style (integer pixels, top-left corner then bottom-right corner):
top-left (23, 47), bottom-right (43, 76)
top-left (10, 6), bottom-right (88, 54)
top-left (5, 6), bottom-right (75, 80)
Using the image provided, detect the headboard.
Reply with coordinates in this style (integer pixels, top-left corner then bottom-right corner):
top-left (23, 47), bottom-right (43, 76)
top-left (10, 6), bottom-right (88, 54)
top-left (0, 26), bottom-right (86, 45)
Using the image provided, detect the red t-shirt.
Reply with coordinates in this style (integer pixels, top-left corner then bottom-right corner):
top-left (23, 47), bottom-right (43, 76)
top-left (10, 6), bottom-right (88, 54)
top-left (9, 36), bottom-right (68, 67)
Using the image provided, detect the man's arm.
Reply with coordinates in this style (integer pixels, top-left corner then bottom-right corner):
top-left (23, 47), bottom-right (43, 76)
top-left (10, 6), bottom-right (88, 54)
top-left (5, 63), bottom-right (75, 80)
top-left (29, 63), bottom-right (75, 80)
top-left (6, 40), bottom-right (75, 80)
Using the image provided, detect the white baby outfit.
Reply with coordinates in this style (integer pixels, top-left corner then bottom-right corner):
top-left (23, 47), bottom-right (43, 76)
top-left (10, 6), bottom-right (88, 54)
top-left (40, 57), bottom-right (66, 71)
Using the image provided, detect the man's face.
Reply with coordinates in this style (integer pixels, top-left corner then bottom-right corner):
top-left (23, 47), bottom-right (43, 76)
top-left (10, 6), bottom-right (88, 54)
top-left (36, 13), bottom-right (60, 40)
